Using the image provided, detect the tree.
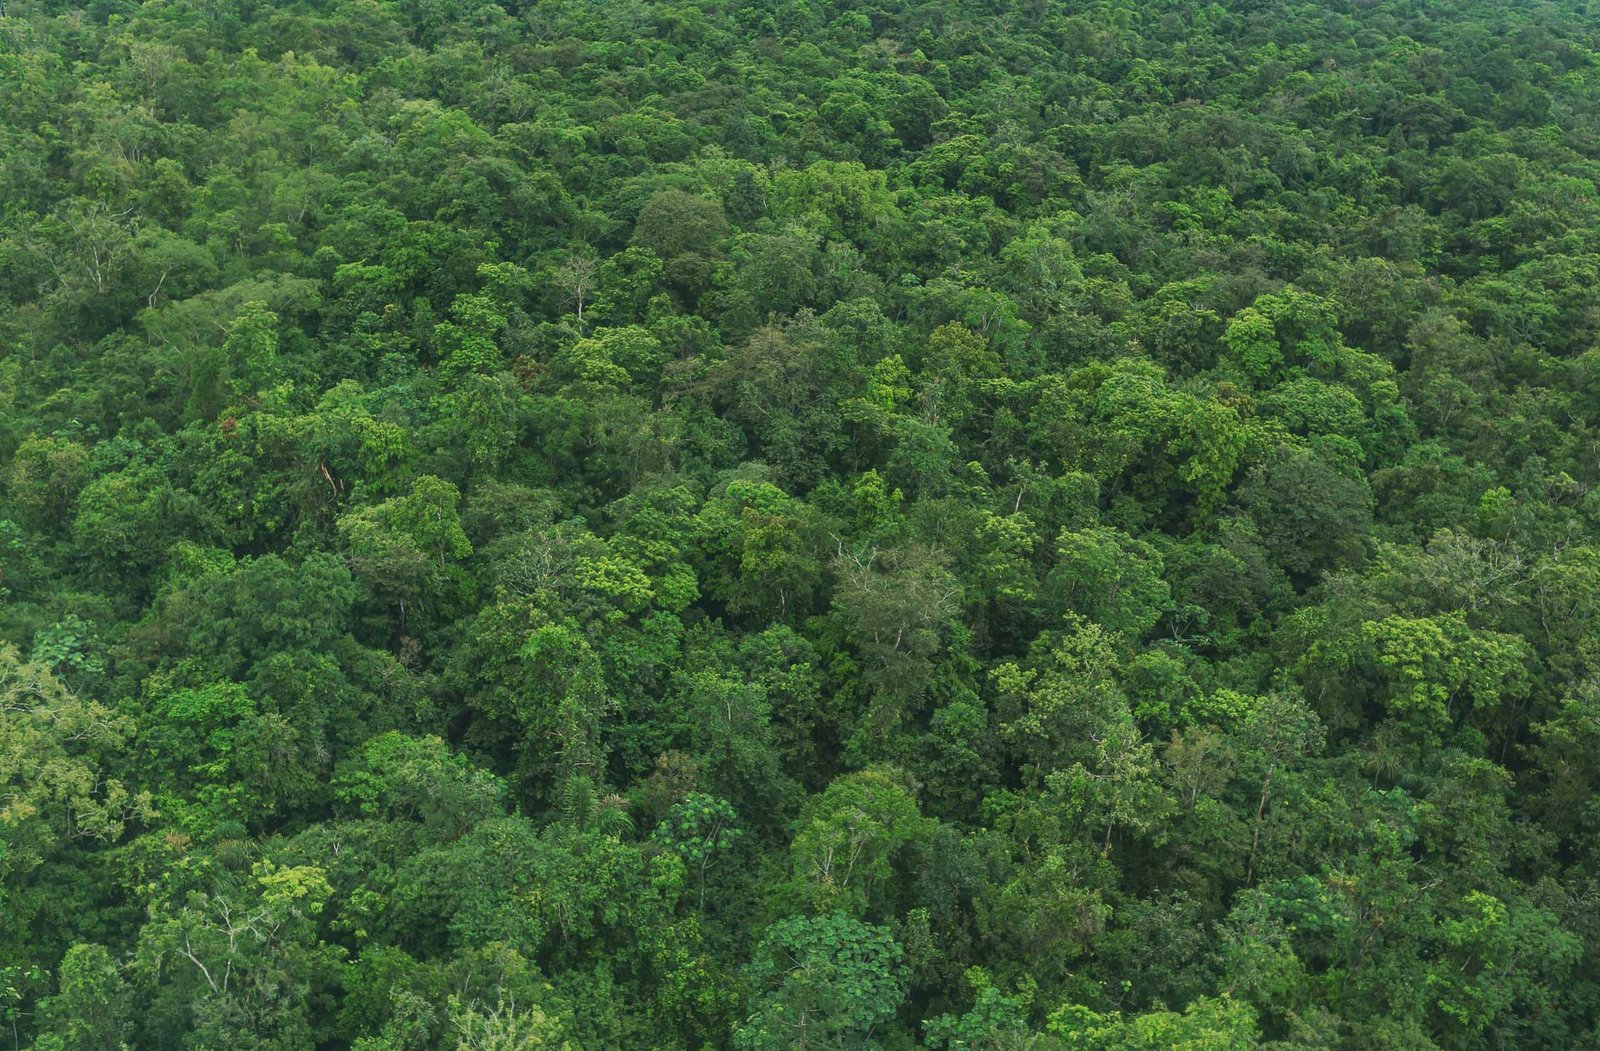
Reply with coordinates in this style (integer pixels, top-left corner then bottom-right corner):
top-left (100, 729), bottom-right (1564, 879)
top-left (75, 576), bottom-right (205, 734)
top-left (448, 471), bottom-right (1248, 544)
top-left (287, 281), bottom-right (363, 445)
top-left (786, 768), bottom-right (932, 919)
top-left (449, 997), bottom-right (573, 1051)
top-left (6, 435), bottom-right (89, 531)
top-left (735, 913), bottom-right (907, 1051)
top-left (338, 474), bottom-right (472, 617)
top-left (33, 943), bottom-right (132, 1051)
top-left (1358, 613), bottom-right (1530, 740)
top-left (1238, 446), bottom-right (1373, 585)
top-left (1046, 527), bottom-right (1173, 639)
top-left (71, 462), bottom-right (195, 582)
top-left (1, 645), bottom-right (150, 908)
top-left (994, 616), bottom-right (1129, 776)
top-left (553, 251), bottom-right (597, 322)
top-left (333, 732), bottom-right (507, 841)
top-left (134, 861), bottom-right (341, 1051)
top-left (830, 543), bottom-right (962, 713)
top-left (1048, 995), bottom-right (1259, 1050)
top-left (223, 301), bottom-right (282, 396)
top-left (632, 190), bottom-right (728, 303)
top-left (695, 479), bottom-right (828, 623)
top-left (651, 793), bottom-right (744, 909)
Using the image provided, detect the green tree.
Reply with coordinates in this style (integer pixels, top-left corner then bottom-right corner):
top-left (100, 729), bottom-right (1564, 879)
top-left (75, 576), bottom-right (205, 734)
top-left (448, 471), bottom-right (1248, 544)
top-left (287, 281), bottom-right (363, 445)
top-left (1046, 527), bottom-right (1173, 639)
top-left (7, 435), bottom-right (90, 531)
top-left (735, 913), bottom-right (908, 1051)
top-left (651, 793), bottom-right (744, 910)
top-left (34, 943), bottom-right (133, 1051)
top-left (787, 768), bottom-right (933, 918)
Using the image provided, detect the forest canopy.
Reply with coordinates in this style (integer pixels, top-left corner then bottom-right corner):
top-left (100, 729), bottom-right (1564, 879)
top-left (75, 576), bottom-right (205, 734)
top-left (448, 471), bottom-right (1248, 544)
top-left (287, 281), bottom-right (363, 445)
top-left (5, 0), bottom-right (1600, 1046)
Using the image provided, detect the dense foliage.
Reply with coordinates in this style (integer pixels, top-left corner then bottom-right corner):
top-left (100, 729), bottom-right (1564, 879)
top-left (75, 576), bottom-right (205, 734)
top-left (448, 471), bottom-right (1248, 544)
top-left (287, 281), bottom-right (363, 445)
top-left (5, 0), bottom-right (1600, 1045)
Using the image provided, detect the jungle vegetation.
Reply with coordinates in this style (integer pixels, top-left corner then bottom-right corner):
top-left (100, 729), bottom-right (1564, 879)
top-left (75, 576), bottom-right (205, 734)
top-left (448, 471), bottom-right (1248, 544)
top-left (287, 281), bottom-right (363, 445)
top-left (5, 0), bottom-right (1600, 1047)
